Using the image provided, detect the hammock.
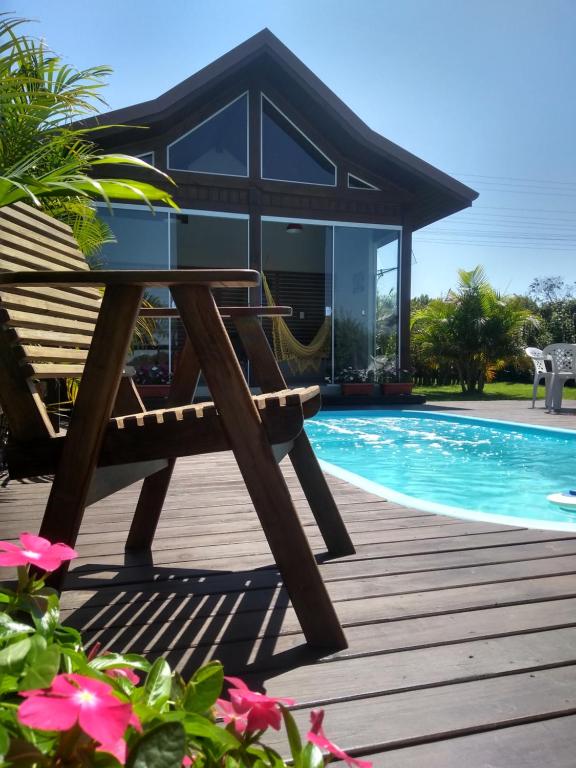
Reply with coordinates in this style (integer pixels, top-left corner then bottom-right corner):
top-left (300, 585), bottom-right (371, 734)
top-left (262, 272), bottom-right (331, 374)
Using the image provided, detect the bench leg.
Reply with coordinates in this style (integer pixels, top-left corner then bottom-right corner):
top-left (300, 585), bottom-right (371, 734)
top-left (172, 286), bottom-right (347, 650)
top-left (233, 315), bottom-right (354, 556)
top-left (126, 338), bottom-right (201, 549)
top-left (40, 286), bottom-right (144, 588)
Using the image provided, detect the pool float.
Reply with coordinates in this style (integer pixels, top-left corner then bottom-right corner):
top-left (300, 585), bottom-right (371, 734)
top-left (547, 490), bottom-right (576, 511)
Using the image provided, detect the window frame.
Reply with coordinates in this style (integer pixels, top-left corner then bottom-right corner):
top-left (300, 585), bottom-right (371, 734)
top-left (166, 92), bottom-right (250, 178)
top-left (260, 94), bottom-right (337, 188)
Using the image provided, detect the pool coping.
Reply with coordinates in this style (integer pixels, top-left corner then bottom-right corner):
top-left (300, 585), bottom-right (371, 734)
top-left (313, 409), bottom-right (576, 533)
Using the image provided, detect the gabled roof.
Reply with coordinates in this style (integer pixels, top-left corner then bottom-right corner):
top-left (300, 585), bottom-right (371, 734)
top-left (91, 29), bottom-right (478, 229)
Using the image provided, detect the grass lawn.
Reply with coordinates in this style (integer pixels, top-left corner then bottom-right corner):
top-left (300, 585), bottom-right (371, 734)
top-left (413, 382), bottom-right (575, 401)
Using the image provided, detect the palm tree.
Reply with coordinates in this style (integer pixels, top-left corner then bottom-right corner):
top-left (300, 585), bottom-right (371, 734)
top-left (411, 266), bottom-right (539, 393)
top-left (0, 14), bottom-right (177, 255)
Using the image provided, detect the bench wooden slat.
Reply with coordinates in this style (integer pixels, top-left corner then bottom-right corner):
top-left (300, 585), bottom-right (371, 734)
top-left (19, 362), bottom-right (86, 378)
top-left (0, 292), bottom-right (100, 321)
top-left (0, 308), bottom-right (97, 334)
top-left (7, 327), bottom-right (93, 349)
top-left (19, 346), bottom-right (90, 363)
top-left (3, 203), bottom-right (87, 251)
top-left (0, 285), bottom-right (102, 312)
top-left (0, 222), bottom-right (89, 270)
top-left (0, 244), bottom-right (88, 273)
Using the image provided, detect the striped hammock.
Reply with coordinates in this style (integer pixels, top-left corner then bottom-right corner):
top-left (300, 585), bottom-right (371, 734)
top-left (262, 273), bottom-right (331, 374)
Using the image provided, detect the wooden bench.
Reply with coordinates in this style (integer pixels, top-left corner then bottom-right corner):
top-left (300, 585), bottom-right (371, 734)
top-left (0, 202), bottom-right (350, 650)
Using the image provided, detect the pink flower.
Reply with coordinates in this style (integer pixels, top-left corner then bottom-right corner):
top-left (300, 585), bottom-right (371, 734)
top-left (216, 677), bottom-right (295, 735)
top-left (18, 673), bottom-right (141, 764)
top-left (106, 668), bottom-right (140, 686)
top-left (0, 533), bottom-right (77, 572)
top-left (307, 709), bottom-right (372, 768)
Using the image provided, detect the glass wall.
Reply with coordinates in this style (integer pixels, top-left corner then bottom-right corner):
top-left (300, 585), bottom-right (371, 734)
top-left (262, 220), bottom-right (333, 384)
top-left (263, 218), bottom-right (400, 384)
top-left (97, 207), bottom-right (400, 388)
top-left (333, 227), bottom-right (400, 379)
top-left (97, 207), bottom-right (249, 383)
top-left (170, 213), bottom-right (249, 373)
top-left (97, 207), bottom-right (171, 386)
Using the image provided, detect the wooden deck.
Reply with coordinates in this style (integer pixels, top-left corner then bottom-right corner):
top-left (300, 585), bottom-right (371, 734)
top-left (2, 399), bottom-right (576, 766)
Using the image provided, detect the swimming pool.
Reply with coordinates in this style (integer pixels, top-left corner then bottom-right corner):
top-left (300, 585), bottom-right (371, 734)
top-left (305, 410), bottom-right (576, 531)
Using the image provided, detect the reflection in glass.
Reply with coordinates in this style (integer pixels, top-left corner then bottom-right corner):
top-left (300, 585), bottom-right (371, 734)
top-left (347, 173), bottom-right (378, 190)
top-left (170, 213), bottom-right (249, 375)
top-left (168, 94), bottom-right (248, 176)
top-left (333, 227), bottom-right (399, 378)
top-left (261, 96), bottom-right (336, 186)
top-left (96, 207), bottom-right (170, 380)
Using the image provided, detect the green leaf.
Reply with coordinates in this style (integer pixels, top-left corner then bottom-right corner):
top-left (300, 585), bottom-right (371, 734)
top-left (0, 638), bottom-right (31, 672)
top-left (179, 713), bottom-right (239, 752)
top-left (246, 744), bottom-right (286, 768)
top-left (127, 722), bottom-right (186, 768)
top-left (300, 743), bottom-right (324, 768)
top-left (281, 706), bottom-right (303, 767)
top-left (144, 658), bottom-right (172, 710)
top-left (184, 661), bottom-right (224, 713)
top-left (0, 613), bottom-right (33, 638)
top-left (0, 673), bottom-right (18, 696)
top-left (90, 652), bottom-right (149, 673)
top-left (19, 644), bottom-right (60, 690)
top-left (0, 725), bottom-right (9, 759)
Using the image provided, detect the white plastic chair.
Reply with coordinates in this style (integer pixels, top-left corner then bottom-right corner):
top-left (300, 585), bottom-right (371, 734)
top-left (542, 343), bottom-right (576, 411)
top-left (524, 347), bottom-right (552, 408)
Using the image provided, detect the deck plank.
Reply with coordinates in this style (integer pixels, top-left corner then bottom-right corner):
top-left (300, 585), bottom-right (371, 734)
top-left (2, 400), bottom-right (576, 765)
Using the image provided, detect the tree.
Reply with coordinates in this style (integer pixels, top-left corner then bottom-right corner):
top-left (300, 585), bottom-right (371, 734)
top-left (528, 276), bottom-right (575, 304)
top-left (411, 266), bottom-right (539, 393)
top-left (0, 14), bottom-right (176, 254)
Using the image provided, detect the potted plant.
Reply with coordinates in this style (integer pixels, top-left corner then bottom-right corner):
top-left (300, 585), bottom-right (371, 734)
top-left (379, 368), bottom-right (414, 396)
top-left (335, 367), bottom-right (375, 396)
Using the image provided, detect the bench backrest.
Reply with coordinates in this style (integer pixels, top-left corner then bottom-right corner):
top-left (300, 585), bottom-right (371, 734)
top-left (0, 203), bottom-right (101, 440)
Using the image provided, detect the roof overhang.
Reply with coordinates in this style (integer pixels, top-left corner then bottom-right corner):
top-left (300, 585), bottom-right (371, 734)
top-left (87, 29), bottom-right (478, 230)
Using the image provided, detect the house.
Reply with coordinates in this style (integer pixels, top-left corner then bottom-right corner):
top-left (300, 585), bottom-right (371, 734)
top-left (91, 29), bottom-right (478, 388)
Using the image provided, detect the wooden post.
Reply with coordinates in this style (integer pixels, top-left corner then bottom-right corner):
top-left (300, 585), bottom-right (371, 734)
top-left (171, 285), bottom-right (347, 650)
top-left (40, 284), bottom-right (144, 586)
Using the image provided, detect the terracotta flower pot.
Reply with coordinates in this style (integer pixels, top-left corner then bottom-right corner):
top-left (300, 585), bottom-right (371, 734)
top-left (380, 382), bottom-right (413, 395)
top-left (136, 384), bottom-right (170, 398)
top-left (341, 383), bottom-right (374, 396)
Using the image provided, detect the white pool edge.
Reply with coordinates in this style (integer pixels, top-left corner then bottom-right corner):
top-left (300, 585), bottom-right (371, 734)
top-left (318, 458), bottom-right (576, 533)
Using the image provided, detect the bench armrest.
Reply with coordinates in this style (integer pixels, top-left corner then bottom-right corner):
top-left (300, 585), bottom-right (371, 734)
top-left (0, 269), bottom-right (260, 289)
top-left (139, 305), bottom-right (292, 319)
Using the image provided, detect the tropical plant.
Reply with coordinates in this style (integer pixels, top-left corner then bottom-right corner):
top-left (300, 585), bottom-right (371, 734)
top-left (411, 266), bottom-right (539, 393)
top-left (0, 15), bottom-right (176, 220)
top-left (0, 533), bottom-right (372, 768)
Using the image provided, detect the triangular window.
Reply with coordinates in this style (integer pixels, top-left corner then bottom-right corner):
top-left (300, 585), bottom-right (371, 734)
top-left (136, 152), bottom-right (155, 166)
top-left (348, 173), bottom-right (378, 190)
top-left (261, 95), bottom-right (336, 186)
top-left (167, 93), bottom-right (248, 177)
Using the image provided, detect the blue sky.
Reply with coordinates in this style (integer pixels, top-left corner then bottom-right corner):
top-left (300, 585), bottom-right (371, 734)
top-left (10, 0), bottom-right (576, 298)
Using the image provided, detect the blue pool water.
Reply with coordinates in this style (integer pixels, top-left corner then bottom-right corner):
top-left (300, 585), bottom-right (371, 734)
top-left (305, 410), bottom-right (576, 530)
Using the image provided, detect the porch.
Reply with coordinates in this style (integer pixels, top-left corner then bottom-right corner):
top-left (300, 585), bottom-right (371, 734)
top-left (2, 400), bottom-right (576, 766)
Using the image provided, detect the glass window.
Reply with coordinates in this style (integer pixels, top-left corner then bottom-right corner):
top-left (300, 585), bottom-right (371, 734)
top-left (348, 173), bottom-right (378, 190)
top-left (261, 96), bottom-right (336, 186)
top-left (96, 206), bottom-right (170, 381)
top-left (167, 93), bottom-right (248, 177)
top-left (170, 213), bottom-right (250, 376)
top-left (136, 152), bottom-right (155, 166)
top-left (262, 220), bottom-right (333, 384)
top-left (333, 227), bottom-right (399, 378)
